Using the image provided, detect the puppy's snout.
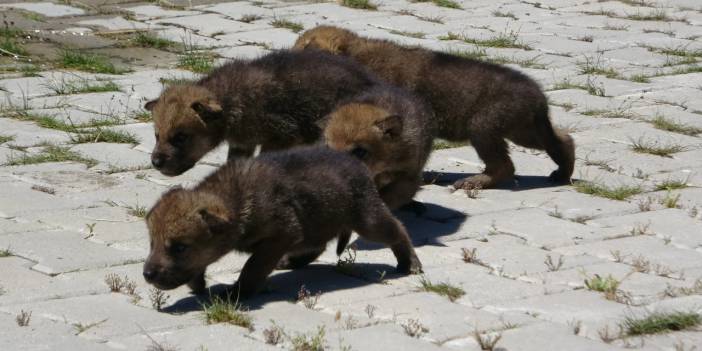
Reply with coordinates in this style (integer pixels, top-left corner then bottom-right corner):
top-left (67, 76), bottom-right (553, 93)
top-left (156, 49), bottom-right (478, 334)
top-left (143, 267), bottom-right (158, 281)
top-left (151, 154), bottom-right (168, 169)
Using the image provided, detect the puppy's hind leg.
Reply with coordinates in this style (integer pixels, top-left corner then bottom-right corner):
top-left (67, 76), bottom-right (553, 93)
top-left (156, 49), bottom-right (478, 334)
top-left (379, 174), bottom-right (425, 215)
top-left (277, 246), bottom-right (326, 270)
top-left (454, 134), bottom-right (514, 190)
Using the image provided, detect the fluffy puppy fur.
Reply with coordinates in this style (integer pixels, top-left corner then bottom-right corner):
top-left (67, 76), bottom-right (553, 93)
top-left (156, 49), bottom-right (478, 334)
top-left (144, 50), bottom-right (379, 176)
top-left (143, 146), bottom-right (422, 298)
top-left (322, 86), bottom-right (434, 210)
top-left (294, 26), bottom-right (575, 189)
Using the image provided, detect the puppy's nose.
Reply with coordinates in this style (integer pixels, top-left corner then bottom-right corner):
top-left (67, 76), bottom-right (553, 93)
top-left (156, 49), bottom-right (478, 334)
top-left (143, 269), bottom-right (158, 281)
top-left (151, 155), bottom-right (166, 169)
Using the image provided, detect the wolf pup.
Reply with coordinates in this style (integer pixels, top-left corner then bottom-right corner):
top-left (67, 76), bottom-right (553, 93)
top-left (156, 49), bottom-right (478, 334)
top-left (144, 50), bottom-right (379, 176)
top-left (143, 146), bottom-right (422, 298)
top-left (323, 86), bottom-right (434, 210)
top-left (294, 26), bottom-right (575, 190)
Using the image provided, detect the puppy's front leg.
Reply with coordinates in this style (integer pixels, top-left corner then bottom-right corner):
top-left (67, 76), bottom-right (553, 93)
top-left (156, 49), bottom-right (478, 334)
top-left (231, 237), bottom-right (295, 298)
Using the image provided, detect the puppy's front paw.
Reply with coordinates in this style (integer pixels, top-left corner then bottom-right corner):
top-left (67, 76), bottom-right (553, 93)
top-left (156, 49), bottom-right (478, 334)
top-left (397, 256), bottom-right (423, 275)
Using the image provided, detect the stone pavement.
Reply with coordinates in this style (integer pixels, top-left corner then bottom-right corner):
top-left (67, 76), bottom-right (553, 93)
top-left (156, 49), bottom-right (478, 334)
top-left (1, 0), bottom-right (702, 350)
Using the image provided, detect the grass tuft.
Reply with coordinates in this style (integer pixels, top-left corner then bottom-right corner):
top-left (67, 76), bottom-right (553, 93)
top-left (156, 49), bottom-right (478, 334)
top-left (134, 31), bottom-right (178, 49)
top-left (5, 145), bottom-right (97, 167)
top-left (389, 29), bottom-right (425, 39)
top-left (650, 115), bottom-right (702, 136)
top-left (71, 128), bottom-right (139, 144)
top-left (630, 137), bottom-right (686, 157)
top-left (58, 50), bottom-right (127, 74)
top-left (202, 295), bottom-right (253, 330)
top-left (573, 181), bottom-right (642, 200)
top-left (623, 311), bottom-right (701, 335)
top-left (418, 276), bottom-right (465, 301)
top-left (584, 274), bottom-right (620, 300)
top-left (655, 178), bottom-right (688, 191)
top-left (443, 29), bottom-right (531, 50)
top-left (340, 0), bottom-right (377, 10)
top-left (177, 50), bottom-right (215, 74)
top-left (46, 79), bottom-right (120, 95)
top-left (270, 19), bottom-right (304, 33)
top-left (0, 134), bottom-right (14, 144)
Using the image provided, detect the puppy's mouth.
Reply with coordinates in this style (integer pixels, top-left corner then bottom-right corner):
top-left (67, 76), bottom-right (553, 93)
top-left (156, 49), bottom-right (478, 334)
top-left (148, 276), bottom-right (190, 290)
top-left (157, 162), bottom-right (195, 176)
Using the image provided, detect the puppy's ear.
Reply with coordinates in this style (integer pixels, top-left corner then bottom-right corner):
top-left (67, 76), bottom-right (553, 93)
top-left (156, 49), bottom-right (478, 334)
top-left (191, 100), bottom-right (223, 122)
top-left (374, 115), bottom-right (403, 139)
top-left (144, 99), bottom-right (158, 111)
top-left (198, 207), bottom-right (229, 234)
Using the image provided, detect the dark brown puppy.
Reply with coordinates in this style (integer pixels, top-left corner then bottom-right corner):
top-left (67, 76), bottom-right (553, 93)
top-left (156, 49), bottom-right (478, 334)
top-left (323, 86), bottom-right (434, 210)
top-left (143, 146), bottom-right (422, 298)
top-left (144, 50), bottom-right (379, 176)
top-left (294, 26), bottom-right (575, 189)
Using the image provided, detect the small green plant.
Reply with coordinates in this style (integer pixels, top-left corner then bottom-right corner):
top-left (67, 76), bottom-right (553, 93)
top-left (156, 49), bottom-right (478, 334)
top-left (0, 19), bottom-right (27, 57)
top-left (291, 325), bottom-right (326, 351)
top-left (0, 134), bottom-right (14, 144)
top-left (134, 31), bottom-right (177, 49)
top-left (578, 55), bottom-right (621, 78)
top-left (454, 29), bottom-right (531, 50)
top-left (46, 79), bottom-right (120, 95)
top-left (401, 318), bottom-right (428, 337)
top-left (623, 311), bottom-right (701, 335)
top-left (340, 0), bottom-right (377, 10)
top-left (660, 192), bottom-right (681, 209)
top-left (127, 202), bottom-right (147, 218)
top-left (418, 276), bottom-right (465, 301)
top-left (630, 137), bottom-right (686, 157)
top-left (5, 145), bottom-right (98, 167)
top-left (492, 10), bottom-right (517, 20)
top-left (71, 128), bottom-right (139, 144)
top-left (133, 110), bottom-right (152, 123)
top-left (73, 319), bottom-right (107, 334)
top-left (573, 181), bottom-right (642, 200)
top-left (0, 248), bottom-right (12, 257)
top-left (238, 14), bottom-right (263, 23)
top-left (655, 178), bottom-right (688, 191)
top-left (585, 274), bottom-right (620, 300)
top-left (15, 310), bottom-right (31, 327)
top-left (650, 115), bottom-right (702, 136)
top-left (335, 244), bottom-right (358, 277)
top-left (624, 8), bottom-right (678, 22)
top-left (177, 50), bottom-right (215, 73)
top-left (628, 73), bottom-right (650, 83)
top-left (58, 50), bottom-right (126, 74)
top-left (431, 0), bottom-right (461, 9)
top-left (201, 295), bottom-right (253, 330)
top-left (270, 18), bottom-right (304, 33)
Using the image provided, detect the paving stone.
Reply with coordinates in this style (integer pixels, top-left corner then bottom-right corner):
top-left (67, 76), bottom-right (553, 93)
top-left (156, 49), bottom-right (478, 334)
top-left (554, 236), bottom-right (702, 277)
top-left (70, 143), bottom-right (150, 171)
top-left (494, 321), bottom-right (627, 351)
top-left (0, 230), bottom-right (144, 275)
top-left (332, 324), bottom-right (446, 351)
top-left (125, 4), bottom-right (200, 20)
top-left (109, 324), bottom-right (275, 351)
top-left (486, 290), bottom-right (643, 340)
top-left (0, 294), bottom-right (202, 340)
top-left (0, 312), bottom-right (113, 351)
top-left (589, 208), bottom-right (702, 250)
top-left (0, 2), bottom-right (85, 17)
top-left (77, 17), bottom-right (153, 31)
top-left (154, 13), bottom-right (259, 36)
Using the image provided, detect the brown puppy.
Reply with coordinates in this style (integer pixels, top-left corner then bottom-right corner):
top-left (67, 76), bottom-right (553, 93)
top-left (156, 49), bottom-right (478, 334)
top-left (144, 50), bottom-right (379, 176)
top-left (143, 146), bottom-right (422, 298)
top-left (323, 86), bottom-right (434, 210)
top-left (294, 26), bottom-right (575, 190)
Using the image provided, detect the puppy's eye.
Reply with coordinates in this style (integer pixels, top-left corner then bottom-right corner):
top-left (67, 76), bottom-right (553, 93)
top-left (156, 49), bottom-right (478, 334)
top-left (170, 133), bottom-right (188, 146)
top-left (170, 242), bottom-right (188, 254)
top-left (350, 146), bottom-right (369, 160)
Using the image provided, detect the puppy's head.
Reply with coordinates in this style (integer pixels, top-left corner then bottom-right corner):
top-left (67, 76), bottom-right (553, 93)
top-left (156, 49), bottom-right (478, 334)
top-left (144, 85), bottom-right (226, 176)
top-left (292, 26), bottom-right (357, 55)
top-left (323, 103), bottom-right (403, 176)
top-left (143, 187), bottom-right (234, 290)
